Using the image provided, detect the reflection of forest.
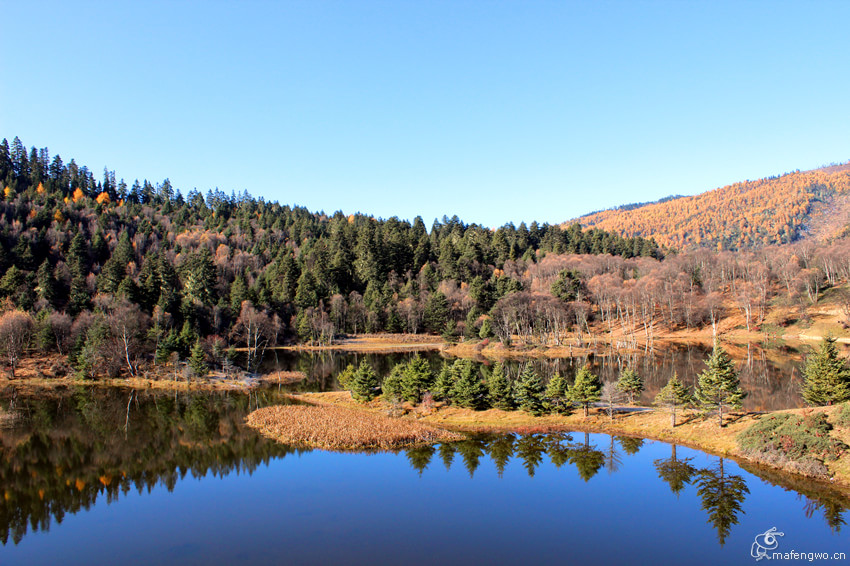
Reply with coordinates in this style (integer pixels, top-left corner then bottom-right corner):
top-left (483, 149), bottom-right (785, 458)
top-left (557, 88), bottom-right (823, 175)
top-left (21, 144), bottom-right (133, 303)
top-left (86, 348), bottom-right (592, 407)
top-left (1, 388), bottom-right (844, 548)
top-left (267, 344), bottom-right (805, 411)
top-left (413, 434), bottom-right (847, 543)
top-left (0, 387), bottom-right (301, 545)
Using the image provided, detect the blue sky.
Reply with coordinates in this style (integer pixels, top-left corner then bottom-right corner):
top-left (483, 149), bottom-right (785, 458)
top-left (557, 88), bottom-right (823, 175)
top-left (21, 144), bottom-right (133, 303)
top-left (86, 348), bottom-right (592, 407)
top-left (2, 1), bottom-right (849, 228)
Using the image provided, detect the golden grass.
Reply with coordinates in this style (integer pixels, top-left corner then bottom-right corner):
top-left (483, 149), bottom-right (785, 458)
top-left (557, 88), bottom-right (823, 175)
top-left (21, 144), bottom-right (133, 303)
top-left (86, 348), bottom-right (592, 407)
top-left (246, 403), bottom-right (463, 450)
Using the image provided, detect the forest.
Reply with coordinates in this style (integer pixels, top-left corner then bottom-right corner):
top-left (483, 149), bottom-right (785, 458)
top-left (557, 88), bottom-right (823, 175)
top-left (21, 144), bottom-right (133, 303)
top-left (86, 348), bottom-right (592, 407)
top-left (1, 136), bottom-right (850, 379)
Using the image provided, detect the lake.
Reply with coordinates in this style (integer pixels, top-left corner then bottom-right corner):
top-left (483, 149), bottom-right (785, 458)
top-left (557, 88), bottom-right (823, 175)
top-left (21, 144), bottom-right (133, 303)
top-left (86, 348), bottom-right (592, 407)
top-left (0, 386), bottom-right (846, 565)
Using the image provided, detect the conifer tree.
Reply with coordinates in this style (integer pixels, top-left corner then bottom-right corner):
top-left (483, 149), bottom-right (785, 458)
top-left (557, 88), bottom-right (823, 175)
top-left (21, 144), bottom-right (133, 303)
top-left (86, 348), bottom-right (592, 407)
top-left (337, 363), bottom-right (356, 390)
top-left (513, 364), bottom-right (545, 415)
top-left (801, 337), bottom-right (850, 406)
top-left (432, 361), bottom-right (454, 402)
top-left (381, 363), bottom-right (406, 403)
top-left (616, 367), bottom-right (644, 405)
top-left (571, 364), bottom-right (601, 417)
top-left (450, 359), bottom-right (487, 409)
top-left (189, 339), bottom-right (208, 378)
top-left (487, 362), bottom-right (514, 410)
top-left (654, 372), bottom-right (692, 427)
top-left (401, 354), bottom-right (433, 403)
top-left (350, 360), bottom-right (380, 402)
top-left (695, 345), bottom-right (746, 427)
top-left (544, 372), bottom-right (571, 414)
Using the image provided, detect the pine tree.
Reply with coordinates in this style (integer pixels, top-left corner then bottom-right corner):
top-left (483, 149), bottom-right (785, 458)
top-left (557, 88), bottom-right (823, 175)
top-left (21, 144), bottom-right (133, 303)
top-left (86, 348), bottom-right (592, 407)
top-left (432, 361), bottom-right (454, 402)
top-left (423, 291), bottom-right (449, 334)
top-left (695, 345), bottom-right (746, 427)
top-left (189, 340), bottom-right (208, 378)
top-left (616, 367), bottom-right (644, 405)
top-left (514, 365), bottom-right (546, 415)
top-left (337, 363), bottom-right (356, 390)
top-left (654, 372), bottom-right (693, 428)
top-left (487, 362), bottom-right (514, 410)
top-left (450, 359), bottom-right (487, 409)
top-left (350, 360), bottom-right (380, 402)
top-left (401, 354), bottom-right (433, 403)
top-left (801, 337), bottom-right (850, 406)
top-left (381, 363), bottom-right (406, 403)
top-left (571, 364), bottom-right (601, 417)
top-left (544, 372), bottom-right (571, 414)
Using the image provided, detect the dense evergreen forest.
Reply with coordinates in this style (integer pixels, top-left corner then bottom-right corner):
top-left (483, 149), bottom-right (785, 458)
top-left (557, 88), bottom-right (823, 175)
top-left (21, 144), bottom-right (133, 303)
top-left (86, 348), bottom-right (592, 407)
top-left (0, 137), bottom-right (661, 376)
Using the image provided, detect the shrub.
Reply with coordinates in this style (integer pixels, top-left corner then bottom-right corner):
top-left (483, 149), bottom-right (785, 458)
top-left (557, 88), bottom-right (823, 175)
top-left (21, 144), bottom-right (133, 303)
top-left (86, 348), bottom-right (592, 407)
top-left (737, 412), bottom-right (848, 478)
top-left (835, 403), bottom-right (850, 427)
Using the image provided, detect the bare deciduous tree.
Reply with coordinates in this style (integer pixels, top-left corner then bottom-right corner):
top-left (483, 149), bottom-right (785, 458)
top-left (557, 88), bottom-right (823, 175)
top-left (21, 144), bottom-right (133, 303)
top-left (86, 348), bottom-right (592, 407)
top-left (0, 310), bottom-right (34, 378)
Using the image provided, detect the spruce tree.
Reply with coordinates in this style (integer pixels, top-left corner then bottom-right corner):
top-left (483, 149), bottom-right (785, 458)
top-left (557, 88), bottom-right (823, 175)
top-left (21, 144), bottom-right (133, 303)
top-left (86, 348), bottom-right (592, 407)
top-left (487, 362), bottom-right (514, 410)
top-left (350, 360), bottom-right (380, 402)
top-left (571, 364), bottom-right (601, 417)
top-left (402, 354), bottom-right (433, 403)
top-left (432, 361), bottom-right (454, 402)
top-left (450, 360), bottom-right (487, 410)
top-left (189, 340), bottom-right (209, 378)
top-left (544, 372), bottom-right (571, 414)
top-left (801, 337), bottom-right (850, 406)
top-left (695, 345), bottom-right (746, 427)
top-left (514, 365), bottom-right (546, 416)
top-left (337, 363), bottom-right (356, 390)
top-left (381, 363), bottom-right (406, 403)
top-left (654, 372), bottom-right (692, 428)
top-left (616, 367), bottom-right (644, 405)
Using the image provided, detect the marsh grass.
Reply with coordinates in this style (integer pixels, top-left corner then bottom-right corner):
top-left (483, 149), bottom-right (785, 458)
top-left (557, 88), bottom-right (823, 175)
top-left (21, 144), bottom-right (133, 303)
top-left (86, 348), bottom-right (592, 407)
top-left (246, 404), bottom-right (463, 450)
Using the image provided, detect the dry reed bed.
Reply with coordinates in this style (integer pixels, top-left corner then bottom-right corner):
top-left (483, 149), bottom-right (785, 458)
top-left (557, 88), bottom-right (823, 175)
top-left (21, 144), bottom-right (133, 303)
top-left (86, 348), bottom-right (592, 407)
top-left (246, 404), bottom-right (463, 450)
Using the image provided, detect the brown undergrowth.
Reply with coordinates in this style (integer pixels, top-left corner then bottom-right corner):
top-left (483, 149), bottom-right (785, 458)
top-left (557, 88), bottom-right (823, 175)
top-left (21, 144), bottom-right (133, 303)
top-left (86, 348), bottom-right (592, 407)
top-left (246, 403), bottom-right (463, 450)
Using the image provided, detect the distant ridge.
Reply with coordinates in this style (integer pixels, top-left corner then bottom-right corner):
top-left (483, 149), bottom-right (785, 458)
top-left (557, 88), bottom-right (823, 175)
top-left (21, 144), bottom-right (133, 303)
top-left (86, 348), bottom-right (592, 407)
top-left (584, 194), bottom-right (686, 217)
top-left (570, 161), bottom-right (850, 251)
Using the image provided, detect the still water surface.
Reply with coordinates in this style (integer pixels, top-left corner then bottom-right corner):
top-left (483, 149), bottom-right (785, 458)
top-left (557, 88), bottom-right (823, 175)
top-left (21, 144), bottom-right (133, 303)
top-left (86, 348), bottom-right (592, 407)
top-left (0, 386), bottom-right (846, 565)
top-left (264, 341), bottom-right (808, 410)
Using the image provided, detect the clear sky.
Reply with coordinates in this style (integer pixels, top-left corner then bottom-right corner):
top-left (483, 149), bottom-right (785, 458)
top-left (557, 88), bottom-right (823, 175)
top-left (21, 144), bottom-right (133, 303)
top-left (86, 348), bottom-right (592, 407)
top-left (2, 1), bottom-right (849, 228)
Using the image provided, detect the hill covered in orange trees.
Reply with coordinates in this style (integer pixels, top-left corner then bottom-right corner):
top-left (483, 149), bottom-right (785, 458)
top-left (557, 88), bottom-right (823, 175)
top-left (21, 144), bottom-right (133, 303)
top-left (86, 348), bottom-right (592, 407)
top-left (573, 164), bottom-right (850, 250)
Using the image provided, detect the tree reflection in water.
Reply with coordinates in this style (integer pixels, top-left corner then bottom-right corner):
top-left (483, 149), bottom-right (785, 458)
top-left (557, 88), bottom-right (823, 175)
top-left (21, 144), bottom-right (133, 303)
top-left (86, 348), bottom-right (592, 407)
top-left (1, 387), bottom-right (846, 549)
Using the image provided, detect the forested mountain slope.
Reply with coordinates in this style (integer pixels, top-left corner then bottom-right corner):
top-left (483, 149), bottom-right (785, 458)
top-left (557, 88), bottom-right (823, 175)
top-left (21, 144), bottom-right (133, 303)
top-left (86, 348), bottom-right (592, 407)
top-left (574, 164), bottom-right (850, 250)
top-left (0, 136), bottom-right (660, 374)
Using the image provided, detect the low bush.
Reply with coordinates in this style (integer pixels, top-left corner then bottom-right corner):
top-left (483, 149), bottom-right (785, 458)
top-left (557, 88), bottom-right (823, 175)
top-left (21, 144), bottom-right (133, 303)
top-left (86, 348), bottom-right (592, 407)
top-left (835, 403), bottom-right (850, 427)
top-left (737, 412), bottom-right (847, 478)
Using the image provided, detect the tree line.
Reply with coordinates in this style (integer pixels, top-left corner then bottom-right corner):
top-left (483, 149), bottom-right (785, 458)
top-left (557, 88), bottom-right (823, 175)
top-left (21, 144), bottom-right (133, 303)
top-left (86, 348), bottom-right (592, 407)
top-left (4, 136), bottom-right (850, 380)
top-left (0, 136), bottom-right (659, 376)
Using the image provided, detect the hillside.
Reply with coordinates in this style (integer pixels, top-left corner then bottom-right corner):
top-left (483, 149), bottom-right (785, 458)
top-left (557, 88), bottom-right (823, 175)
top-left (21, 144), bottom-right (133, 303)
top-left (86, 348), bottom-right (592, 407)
top-left (574, 164), bottom-right (850, 250)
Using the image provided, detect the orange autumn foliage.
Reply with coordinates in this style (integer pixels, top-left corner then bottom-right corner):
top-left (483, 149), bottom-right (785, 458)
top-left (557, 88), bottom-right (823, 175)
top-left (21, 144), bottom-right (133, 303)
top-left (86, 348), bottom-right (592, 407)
top-left (576, 166), bottom-right (850, 250)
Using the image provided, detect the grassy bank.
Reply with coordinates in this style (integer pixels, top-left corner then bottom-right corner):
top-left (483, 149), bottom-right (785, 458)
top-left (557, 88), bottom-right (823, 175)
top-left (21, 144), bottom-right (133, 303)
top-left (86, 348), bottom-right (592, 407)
top-left (291, 391), bottom-right (850, 494)
top-left (1, 354), bottom-right (306, 394)
top-left (246, 403), bottom-right (462, 450)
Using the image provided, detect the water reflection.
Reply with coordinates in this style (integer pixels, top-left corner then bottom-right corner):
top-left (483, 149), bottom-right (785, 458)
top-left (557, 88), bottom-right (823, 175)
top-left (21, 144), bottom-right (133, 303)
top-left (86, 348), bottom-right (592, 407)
top-left (266, 342), bottom-right (807, 410)
top-left (409, 433), bottom-right (847, 545)
top-left (654, 445), bottom-right (697, 496)
top-left (0, 387), bottom-right (297, 545)
top-left (0, 388), bottom-right (846, 555)
top-left (695, 458), bottom-right (750, 546)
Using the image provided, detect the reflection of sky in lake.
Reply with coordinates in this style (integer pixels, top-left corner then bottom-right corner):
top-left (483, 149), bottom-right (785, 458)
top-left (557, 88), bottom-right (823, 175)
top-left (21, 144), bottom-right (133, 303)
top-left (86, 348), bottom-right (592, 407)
top-left (3, 431), bottom-right (846, 566)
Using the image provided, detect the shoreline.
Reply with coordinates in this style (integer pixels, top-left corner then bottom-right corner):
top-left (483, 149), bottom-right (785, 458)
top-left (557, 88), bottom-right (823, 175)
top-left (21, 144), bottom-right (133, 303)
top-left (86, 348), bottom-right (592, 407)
top-left (291, 390), bottom-right (850, 499)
